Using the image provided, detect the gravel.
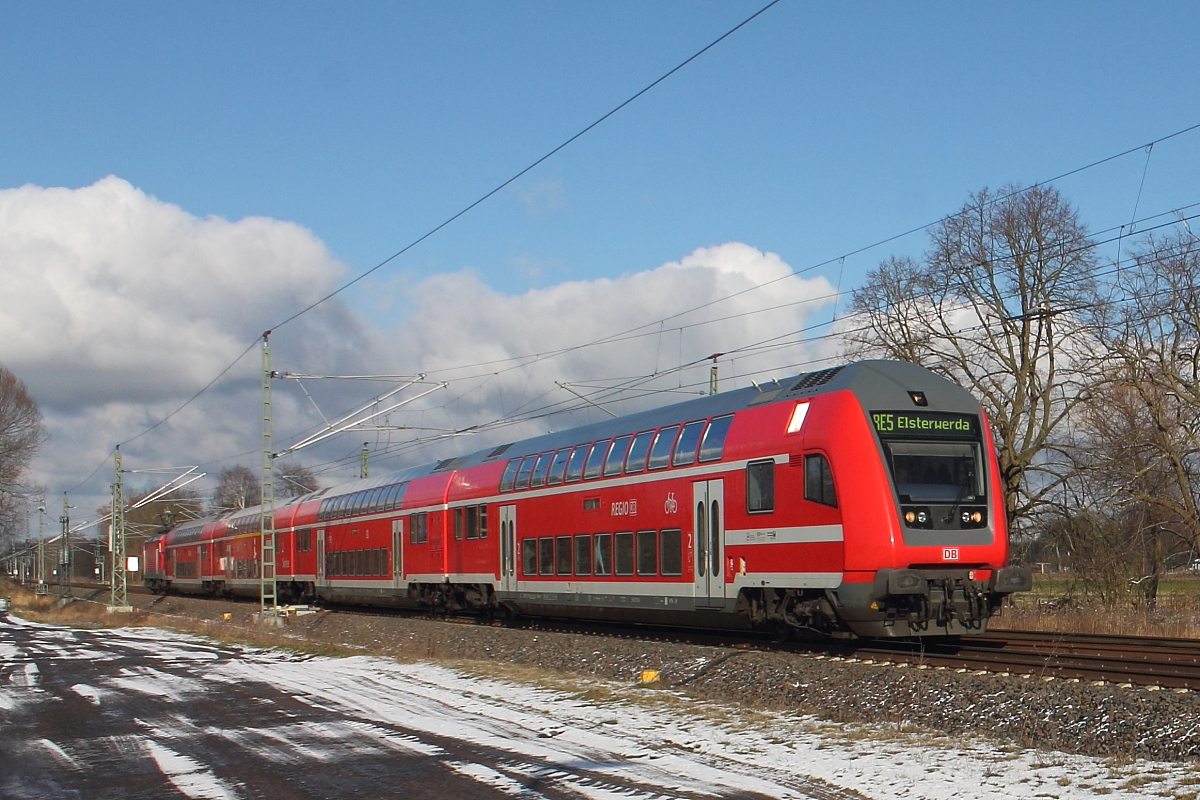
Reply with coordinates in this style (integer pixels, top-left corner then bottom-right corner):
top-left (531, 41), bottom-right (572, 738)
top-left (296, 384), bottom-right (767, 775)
top-left (141, 594), bottom-right (1200, 763)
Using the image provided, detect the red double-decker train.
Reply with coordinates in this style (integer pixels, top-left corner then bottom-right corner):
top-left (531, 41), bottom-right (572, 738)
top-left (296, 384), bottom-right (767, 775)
top-left (143, 360), bottom-right (1031, 638)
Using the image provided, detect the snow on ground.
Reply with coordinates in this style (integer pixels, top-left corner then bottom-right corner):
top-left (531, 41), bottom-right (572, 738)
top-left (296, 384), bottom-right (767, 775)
top-left (217, 641), bottom-right (1200, 799)
top-left (8, 613), bottom-right (1200, 798)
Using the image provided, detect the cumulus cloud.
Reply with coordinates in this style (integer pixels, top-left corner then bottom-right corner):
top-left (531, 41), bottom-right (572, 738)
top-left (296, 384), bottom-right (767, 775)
top-left (372, 242), bottom-right (837, 464)
top-left (0, 176), bottom-right (360, 409)
top-left (0, 177), bottom-right (368, 508)
top-left (1, 177), bottom-right (838, 518)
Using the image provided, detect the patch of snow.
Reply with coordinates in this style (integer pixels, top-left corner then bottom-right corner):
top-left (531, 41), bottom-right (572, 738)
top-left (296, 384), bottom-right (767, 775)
top-left (140, 737), bottom-right (240, 800)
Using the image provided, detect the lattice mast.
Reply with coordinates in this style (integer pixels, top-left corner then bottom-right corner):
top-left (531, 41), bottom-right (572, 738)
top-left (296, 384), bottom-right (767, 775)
top-left (260, 333), bottom-right (277, 612)
top-left (59, 493), bottom-right (71, 599)
top-left (110, 449), bottom-right (128, 608)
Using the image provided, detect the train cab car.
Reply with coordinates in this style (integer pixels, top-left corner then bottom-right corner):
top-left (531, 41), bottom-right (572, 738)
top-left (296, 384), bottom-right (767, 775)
top-left (144, 360), bottom-right (1030, 639)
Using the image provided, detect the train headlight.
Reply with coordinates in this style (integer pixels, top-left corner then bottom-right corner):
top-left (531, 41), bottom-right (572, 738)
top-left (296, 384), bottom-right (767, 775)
top-left (901, 507), bottom-right (933, 528)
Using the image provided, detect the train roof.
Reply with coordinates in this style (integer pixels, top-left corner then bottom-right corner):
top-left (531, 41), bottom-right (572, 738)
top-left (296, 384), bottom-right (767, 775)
top-left (362, 359), bottom-right (980, 481)
top-left (155, 360), bottom-right (980, 528)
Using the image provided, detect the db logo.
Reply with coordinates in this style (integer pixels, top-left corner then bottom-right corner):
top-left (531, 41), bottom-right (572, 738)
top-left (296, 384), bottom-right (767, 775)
top-left (942, 548), bottom-right (960, 561)
top-left (664, 492), bottom-right (678, 514)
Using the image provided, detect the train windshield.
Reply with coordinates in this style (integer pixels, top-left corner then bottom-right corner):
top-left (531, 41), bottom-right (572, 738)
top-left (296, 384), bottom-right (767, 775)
top-left (883, 441), bottom-right (983, 503)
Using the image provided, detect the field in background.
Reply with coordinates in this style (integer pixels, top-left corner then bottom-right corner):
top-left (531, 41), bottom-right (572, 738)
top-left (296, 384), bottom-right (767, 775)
top-left (992, 573), bottom-right (1200, 639)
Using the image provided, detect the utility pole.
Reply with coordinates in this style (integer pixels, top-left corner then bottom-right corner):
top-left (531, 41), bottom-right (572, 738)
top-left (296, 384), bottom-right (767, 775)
top-left (708, 353), bottom-right (724, 395)
top-left (260, 333), bottom-right (277, 613)
top-left (109, 449), bottom-right (130, 610)
top-left (360, 443), bottom-right (369, 479)
top-left (58, 493), bottom-right (71, 599)
top-left (36, 502), bottom-right (47, 595)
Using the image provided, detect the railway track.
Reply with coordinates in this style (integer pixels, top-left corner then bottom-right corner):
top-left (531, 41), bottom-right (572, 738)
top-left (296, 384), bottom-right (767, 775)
top-left (42, 581), bottom-right (1200, 691)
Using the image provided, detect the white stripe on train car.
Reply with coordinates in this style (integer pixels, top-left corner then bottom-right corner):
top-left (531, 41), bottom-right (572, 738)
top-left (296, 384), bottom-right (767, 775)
top-left (724, 524), bottom-right (843, 546)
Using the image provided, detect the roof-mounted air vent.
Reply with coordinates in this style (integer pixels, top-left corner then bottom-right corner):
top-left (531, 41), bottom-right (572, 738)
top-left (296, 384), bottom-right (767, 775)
top-left (433, 456), bottom-right (468, 473)
top-left (486, 444), bottom-right (513, 459)
top-left (790, 366), bottom-right (845, 393)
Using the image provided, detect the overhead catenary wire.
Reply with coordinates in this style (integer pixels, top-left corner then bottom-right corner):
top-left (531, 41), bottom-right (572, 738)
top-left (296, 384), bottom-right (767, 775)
top-left (62, 116), bottom-right (1200, 498)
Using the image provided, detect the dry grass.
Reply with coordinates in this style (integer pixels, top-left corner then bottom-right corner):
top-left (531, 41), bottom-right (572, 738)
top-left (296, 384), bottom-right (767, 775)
top-left (992, 575), bottom-right (1200, 639)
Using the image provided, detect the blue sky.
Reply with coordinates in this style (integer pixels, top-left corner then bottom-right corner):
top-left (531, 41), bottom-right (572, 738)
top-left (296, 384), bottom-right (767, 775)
top-left (5, 2), bottom-right (1198, 299)
top-left (3, 1), bottom-right (1200, 509)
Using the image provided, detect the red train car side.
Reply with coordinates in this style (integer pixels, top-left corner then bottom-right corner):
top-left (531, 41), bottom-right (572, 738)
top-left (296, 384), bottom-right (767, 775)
top-left (145, 361), bottom-right (1031, 638)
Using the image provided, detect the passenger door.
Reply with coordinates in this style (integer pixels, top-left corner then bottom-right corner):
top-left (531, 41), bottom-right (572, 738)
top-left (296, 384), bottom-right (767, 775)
top-left (316, 529), bottom-right (326, 587)
top-left (692, 480), bottom-right (726, 607)
top-left (392, 518), bottom-right (404, 589)
top-left (499, 504), bottom-right (517, 593)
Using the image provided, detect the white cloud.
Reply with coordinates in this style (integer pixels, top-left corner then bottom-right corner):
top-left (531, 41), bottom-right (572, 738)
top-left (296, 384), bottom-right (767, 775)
top-left (374, 242), bottom-right (837, 464)
top-left (1, 178), bottom-right (837, 521)
top-left (0, 176), bottom-right (358, 410)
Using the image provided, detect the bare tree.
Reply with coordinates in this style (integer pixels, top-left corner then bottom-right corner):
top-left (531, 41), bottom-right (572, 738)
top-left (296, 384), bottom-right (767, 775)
top-left (276, 459), bottom-right (319, 498)
top-left (212, 465), bottom-right (260, 511)
top-left (0, 366), bottom-right (48, 545)
top-left (844, 185), bottom-right (1105, 528)
top-left (1091, 231), bottom-right (1200, 573)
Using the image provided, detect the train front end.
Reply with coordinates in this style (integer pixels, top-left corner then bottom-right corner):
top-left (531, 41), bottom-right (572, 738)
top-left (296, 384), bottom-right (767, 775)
top-left (821, 361), bottom-right (1031, 637)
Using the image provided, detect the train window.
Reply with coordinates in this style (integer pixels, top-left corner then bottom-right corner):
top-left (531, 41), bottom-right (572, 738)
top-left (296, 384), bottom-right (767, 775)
top-left (556, 535), bottom-right (573, 575)
top-left (614, 532), bottom-right (634, 576)
top-left (317, 499), bottom-right (329, 522)
top-left (521, 538), bottom-right (538, 576)
top-left (383, 482), bottom-right (403, 511)
top-left (672, 421), bottom-right (706, 466)
top-left (515, 455), bottom-right (537, 490)
top-left (574, 534), bottom-right (592, 575)
top-left (604, 436), bottom-right (632, 477)
top-left (647, 426), bottom-right (679, 470)
top-left (625, 431), bottom-right (654, 474)
top-left (805, 454), bottom-right (838, 508)
top-left (409, 512), bottom-right (428, 544)
top-left (538, 537), bottom-right (555, 576)
top-left (746, 460), bottom-right (776, 513)
top-left (547, 449), bottom-right (571, 486)
top-left (365, 487), bottom-right (383, 513)
top-left (593, 533), bottom-right (613, 576)
top-left (500, 459), bottom-right (520, 492)
top-left (660, 528), bottom-right (683, 576)
top-left (297, 529), bottom-right (312, 552)
top-left (636, 530), bottom-right (657, 576)
top-left (565, 445), bottom-right (589, 482)
top-left (371, 486), bottom-right (388, 512)
top-left (478, 505), bottom-right (488, 539)
top-left (583, 440), bottom-right (610, 479)
top-left (530, 452), bottom-right (554, 488)
top-left (340, 494), bottom-right (354, 519)
top-left (454, 507), bottom-right (464, 540)
top-left (464, 506), bottom-right (476, 539)
top-left (351, 491), bottom-right (366, 515)
top-left (699, 415), bottom-right (734, 462)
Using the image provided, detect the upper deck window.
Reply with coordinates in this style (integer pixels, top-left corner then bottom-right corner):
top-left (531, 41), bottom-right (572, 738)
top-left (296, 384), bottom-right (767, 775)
top-left (530, 452), bottom-right (553, 488)
top-left (565, 444), bottom-right (589, 482)
top-left (625, 431), bottom-right (654, 473)
top-left (583, 440), bottom-right (609, 479)
top-left (604, 436), bottom-right (632, 477)
top-left (547, 449), bottom-right (570, 485)
top-left (499, 459), bottom-right (520, 492)
top-left (672, 421), bottom-right (706, 467)
top-left (515, 455), bottom-right (537, 490)
top-left (647, 426), bottom-right (679, 470)
top-left (698, 415), bottom-right (734, 462)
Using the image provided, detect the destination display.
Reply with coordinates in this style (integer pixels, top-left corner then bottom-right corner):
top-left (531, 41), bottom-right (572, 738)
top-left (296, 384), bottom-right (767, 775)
top-left (870, 410), bottom-right (979, 439)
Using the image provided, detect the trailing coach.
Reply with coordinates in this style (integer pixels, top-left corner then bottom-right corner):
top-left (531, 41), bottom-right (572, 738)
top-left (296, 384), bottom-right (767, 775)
top-left (143, 360), bottom-right (1032, 638)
